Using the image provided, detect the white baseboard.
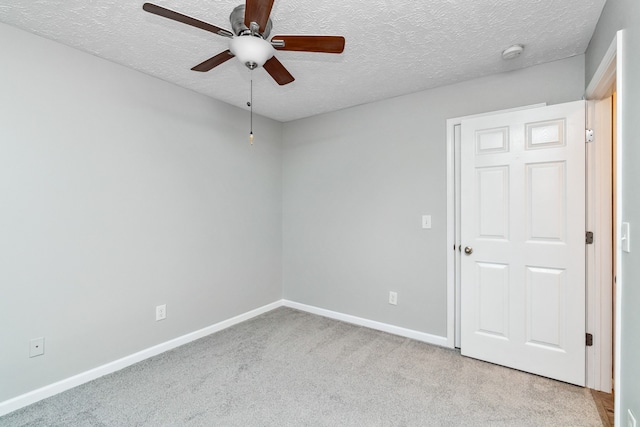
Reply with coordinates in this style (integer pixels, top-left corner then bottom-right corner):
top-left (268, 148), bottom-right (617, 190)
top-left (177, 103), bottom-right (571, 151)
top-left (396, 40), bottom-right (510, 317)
top-left (0, 300), bottom-right (283, 417)
top-left (283, 300), bottom-right (450, 348)
top-left (2, 299), bottom-right (449, 417)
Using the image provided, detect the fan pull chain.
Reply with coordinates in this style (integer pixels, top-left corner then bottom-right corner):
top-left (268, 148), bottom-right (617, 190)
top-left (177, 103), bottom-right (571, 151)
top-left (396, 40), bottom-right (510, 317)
top-left (249, 73), bottom-right (254, 145)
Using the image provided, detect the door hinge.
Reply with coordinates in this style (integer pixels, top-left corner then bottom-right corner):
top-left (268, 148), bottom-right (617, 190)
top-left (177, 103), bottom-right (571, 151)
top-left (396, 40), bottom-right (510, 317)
top-left (586, 333), bottom-right (594, 346)
top-left (586, 129), bottom-right (594, 143)
top-left (586, 231), bottom-right (594, 244)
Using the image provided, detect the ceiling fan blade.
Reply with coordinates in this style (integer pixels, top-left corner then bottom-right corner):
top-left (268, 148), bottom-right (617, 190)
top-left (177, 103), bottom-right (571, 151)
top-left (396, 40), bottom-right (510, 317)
top-left (271, 35), bottom-right (345, 53)
top-left (263, 56), bottom-right (295, 86)
top-left (143, 3), bottom-right (233, 38)
top-left (244, 0), bottom-right (275, 33)
top-left (191, 50), bottom-right (235, 72)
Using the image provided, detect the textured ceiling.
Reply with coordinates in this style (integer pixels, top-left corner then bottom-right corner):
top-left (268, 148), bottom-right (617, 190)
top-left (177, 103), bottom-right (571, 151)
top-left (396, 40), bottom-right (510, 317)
top-left (0, 0), bottom-right (606, 122)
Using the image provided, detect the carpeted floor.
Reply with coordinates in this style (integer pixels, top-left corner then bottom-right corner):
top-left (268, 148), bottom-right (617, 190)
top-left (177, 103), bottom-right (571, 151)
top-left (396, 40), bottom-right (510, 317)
top-left (2, 307), bottom-right (603, 426)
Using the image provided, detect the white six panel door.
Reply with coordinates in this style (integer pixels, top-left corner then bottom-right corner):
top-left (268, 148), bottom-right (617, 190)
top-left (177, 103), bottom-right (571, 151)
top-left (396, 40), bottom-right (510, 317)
top-left (460, 101), bottom-right (586, 386)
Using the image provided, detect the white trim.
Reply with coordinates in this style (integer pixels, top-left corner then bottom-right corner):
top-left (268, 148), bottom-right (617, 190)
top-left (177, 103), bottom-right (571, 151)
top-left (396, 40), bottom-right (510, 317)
top-left (585, 97), bottom-right (613, 392)
top-left (613, 30), bottom-right (624, 427)
top-left (283, 300), bottom-right (449, 348)
top-left (445, 103), bottom-right (546, 349)
top-left (446, 121), bottom-right (456, 348)
top-left (586, 36), bottom-right (618, 99)
top-left (584, 30), bottom-right (624, 403)
top-left (584, 30), bottom-right (625, 420)
top-left (0, 300), bottom-right (283, 417)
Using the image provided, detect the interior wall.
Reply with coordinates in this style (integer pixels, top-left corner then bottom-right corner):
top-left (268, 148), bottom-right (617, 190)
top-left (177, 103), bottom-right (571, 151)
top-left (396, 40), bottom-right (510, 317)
top-left (0, 23), bottom-right (283, 402)
top-left (586, 0), bottom-right (640, 421)
top-left (282, 55), bottom-right (585, 337)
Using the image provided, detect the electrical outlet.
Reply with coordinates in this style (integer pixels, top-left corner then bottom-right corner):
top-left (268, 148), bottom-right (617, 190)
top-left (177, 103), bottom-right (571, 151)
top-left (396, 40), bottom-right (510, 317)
top-left (389, 291), bottom-right (398, 305)
top-left (29, 337), bottom-right (45, 358)
top-left (156, 304), bottom-right (166, 321)
top-left (628, 409), bottom-right (637, 427)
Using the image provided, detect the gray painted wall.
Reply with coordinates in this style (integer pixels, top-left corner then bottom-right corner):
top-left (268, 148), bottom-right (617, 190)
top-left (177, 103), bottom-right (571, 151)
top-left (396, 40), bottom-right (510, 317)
top-left (586, 0), bottom-right (640, 421)
top-left (282, 56), bottom-right (585, 337)
top-left (4, 3), bottom-right (630, 411)
top-left (0, 23), bottom-right (283, 402)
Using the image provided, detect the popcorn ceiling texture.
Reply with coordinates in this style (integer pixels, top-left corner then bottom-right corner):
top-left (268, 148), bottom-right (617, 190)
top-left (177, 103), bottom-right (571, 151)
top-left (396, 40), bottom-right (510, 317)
top-left (0, 0), bottom-right (605, 122)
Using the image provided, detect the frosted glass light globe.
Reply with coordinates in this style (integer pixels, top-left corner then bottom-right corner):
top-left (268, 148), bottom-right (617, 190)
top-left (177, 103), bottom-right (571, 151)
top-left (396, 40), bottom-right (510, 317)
top-left (230, 36), bottom-right (275, 69)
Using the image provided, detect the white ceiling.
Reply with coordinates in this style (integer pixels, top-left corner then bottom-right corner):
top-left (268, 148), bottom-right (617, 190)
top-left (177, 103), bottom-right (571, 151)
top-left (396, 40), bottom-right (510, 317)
top-left (0, 0), bottom-right (606, 122)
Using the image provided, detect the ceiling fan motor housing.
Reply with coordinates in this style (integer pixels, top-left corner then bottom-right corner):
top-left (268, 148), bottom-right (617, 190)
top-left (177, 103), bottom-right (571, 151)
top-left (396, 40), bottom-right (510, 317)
top-left (230, 4), bottom-right (272, 37)
top-left (229, 4), bottom-right (275, 69)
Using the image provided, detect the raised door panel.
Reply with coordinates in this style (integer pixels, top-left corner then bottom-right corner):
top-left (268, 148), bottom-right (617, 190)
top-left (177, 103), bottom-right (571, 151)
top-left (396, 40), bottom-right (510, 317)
top-left (476, 262), bottom-right (510, 339)
top-left (477, 166), bottom-right (510, 240)
top-left (526, 162), bottom-right (566, 243)
top-left (525, 266), bottom-right (566, 350)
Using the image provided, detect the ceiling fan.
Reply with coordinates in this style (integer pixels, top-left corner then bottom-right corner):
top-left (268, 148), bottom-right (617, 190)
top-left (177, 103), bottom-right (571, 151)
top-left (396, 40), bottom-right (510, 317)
top-left (142, 1), bottom-right (346, 85)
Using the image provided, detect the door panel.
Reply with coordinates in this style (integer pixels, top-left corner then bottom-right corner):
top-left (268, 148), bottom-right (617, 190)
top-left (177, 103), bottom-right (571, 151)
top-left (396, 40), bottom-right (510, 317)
top-left (526, 266), bottom-right (565, 348)
top-left (527, 162), bottom-right (566, 242)
top-left (477, 262), bottom-right (509, 337)
top-left (460, 101), bottom-right (585, 386)
top-left (477, 166), bottom-right (509, 239)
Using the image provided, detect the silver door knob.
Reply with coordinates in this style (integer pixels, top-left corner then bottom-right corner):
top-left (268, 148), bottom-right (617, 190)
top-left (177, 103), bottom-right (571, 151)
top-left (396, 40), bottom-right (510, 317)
top-left (464, 246), bottom-right (473, 255)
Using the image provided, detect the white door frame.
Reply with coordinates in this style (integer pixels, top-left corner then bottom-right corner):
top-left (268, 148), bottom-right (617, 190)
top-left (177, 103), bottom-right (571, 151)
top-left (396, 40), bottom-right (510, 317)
top-left (584, 30), bottom-right (624, 420)
top-left (585, 96), bottom-right (613, 392)
top-left (584, 33), bottom-right (618, 394)
top-left (446, 30), bottom-right (624, 394)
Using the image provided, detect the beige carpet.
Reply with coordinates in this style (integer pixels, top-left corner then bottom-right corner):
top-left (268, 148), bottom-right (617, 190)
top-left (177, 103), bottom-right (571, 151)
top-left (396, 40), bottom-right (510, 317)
top-left (2, 307), bottom-right (603, 426)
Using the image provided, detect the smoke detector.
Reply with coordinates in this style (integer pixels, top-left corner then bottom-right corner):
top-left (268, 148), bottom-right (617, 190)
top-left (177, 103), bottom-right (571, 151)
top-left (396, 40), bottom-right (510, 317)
top-left (502, 44), bottom-right (524, 60)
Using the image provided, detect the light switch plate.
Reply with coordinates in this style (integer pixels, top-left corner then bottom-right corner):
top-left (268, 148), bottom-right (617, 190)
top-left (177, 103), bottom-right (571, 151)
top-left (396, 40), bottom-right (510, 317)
top-left (622, 222), bottom-right (631, 253)
top-left (422, 215), bottom-right (432, 229)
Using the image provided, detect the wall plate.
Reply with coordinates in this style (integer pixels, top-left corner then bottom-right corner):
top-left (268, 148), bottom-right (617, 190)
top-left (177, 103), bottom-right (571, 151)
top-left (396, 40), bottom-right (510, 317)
top-left (622, 222), bottom-right (631, 253)
top-left (29, 337), bottom-right (45, 358)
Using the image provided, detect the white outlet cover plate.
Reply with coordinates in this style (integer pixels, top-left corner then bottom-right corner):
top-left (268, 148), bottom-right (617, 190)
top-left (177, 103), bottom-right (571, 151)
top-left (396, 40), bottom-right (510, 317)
top-left (156, 304), bottom-right (167, 321)
top-left (29, 337), bottom-right (45, 358)
top-left (389, 291), bottom-right (398, 305)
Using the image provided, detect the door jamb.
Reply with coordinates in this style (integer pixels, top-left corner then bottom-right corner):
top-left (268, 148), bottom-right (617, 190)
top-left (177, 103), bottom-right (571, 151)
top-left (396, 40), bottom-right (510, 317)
top-left (585, 30), bottom-right (624, 413)
top-left (585, 33), bottom-right (618, 393)
top-left (585, 97), bottom-right (613, 392)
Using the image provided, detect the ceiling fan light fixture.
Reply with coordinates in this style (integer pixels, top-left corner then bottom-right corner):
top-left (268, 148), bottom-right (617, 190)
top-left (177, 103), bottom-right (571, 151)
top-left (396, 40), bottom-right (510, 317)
top-left (142, 1), bottom-right (345, 85)
top-left (230, 35), bottom-right (274, 69)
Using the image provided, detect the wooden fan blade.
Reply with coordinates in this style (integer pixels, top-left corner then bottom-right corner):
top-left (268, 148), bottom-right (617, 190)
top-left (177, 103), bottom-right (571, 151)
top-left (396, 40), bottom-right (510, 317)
top-left (271, 35), bottom-right (345, 53)
top-left (191, 50), bottom-right (235, 72)
top-left (263, 56), bottom-right (295, 85)
top-left (244, 0), bottom-right (275, 32)
top-left (143, 3), bottom-right (233, 38)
